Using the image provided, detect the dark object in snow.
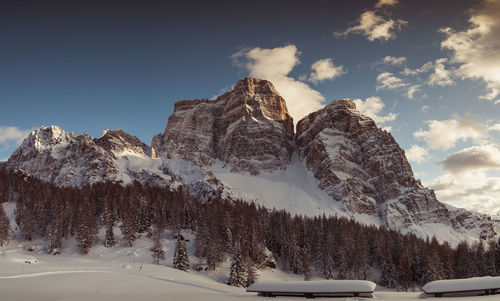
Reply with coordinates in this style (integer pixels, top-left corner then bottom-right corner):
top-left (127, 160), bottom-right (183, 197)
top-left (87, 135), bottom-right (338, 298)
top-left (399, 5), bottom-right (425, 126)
top-left (422, 277), bottom-right (500, 298)
top-left (247, 280), bottom-right (376, 298)
top-left (173, 234), bottom-right (185, 241)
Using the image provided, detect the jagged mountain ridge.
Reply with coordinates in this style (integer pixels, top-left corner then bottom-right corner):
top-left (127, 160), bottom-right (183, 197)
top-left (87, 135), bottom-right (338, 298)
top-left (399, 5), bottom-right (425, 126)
top-left (3, 77), bottom-right (496, 244)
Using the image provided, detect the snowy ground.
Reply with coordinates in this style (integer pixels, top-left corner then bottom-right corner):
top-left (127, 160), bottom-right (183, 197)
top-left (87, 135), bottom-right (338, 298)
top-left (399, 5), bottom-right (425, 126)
top-left (2, 241), bottom-right (500, 301)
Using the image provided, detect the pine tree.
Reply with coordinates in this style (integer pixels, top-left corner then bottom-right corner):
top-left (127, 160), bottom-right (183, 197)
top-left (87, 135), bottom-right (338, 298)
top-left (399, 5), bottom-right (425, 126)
top-left (302, 252), bottom-right (312, 281)
top-left (47, 224), bottom-right (62, 254)
top-left (454, 241), bottom-right (472, 278)
top-left (246, 262), bottom-right (258, 287)
top-left (485, 240), bottom-right (497, 276)
top-left (397, 254), bottom-right (411, 291)
top-left (419, 249), bottom-right (444, 286)
top-left (76, 199), bottom-right (96, 255)
top-left (380, 257), bottom-right (398, 288)
top-left (173, 235), bottom-right (190, 271)
top-left (103, 207), bottom-right (115, 248)
top-left (120, 209), bottom-right (136, 247)
top-left (0, 204), bottom-right (9, 247)
top-left (228, 241), bottom-right (247, 287)
top-left (151, 230), bottom-right (165, 265)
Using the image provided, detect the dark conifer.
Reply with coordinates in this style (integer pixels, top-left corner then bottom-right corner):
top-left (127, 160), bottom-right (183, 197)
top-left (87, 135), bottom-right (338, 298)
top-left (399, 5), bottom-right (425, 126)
top-left (228, 241), bottom-right (247, 287)
top-left (151, 230), bottom-right (165, 265)
top-left (173, 235), bottom-right (190, 271)
top-left (0, 204), bottom-right (9, 247)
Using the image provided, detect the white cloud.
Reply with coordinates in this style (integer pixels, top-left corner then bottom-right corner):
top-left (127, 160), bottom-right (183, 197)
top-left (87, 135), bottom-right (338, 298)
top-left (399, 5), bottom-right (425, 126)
top-left (406, 145), bottom-right (429, 163)
top-left (353, 96), bottom-right (397, 124)
top-left (401, 61), bottom-right (433, 76)
top-left (441, 144), bottom-right (500, 173)
top-left (376, 72), bottom-right (408, 90)
top-left (414, 113), bottom-right (489, 150)
top-left (440, 0), bottom-right (500, 102)
top-left (232, 45), bottom-right (325, 123)
top-left (428, 170), bottom-right (500, 215)
top-left (378, 56), bottom-right (407, 65)
top-left (335, 10), bottom-right (407, 42)
top-left (375, 0), bottom-right (399, 8)
top-left (427, 58), bottom-right (455, 87)
top-left (406, 84), bottom-right (421, 99)
top-left (490, 124), bottom-right (500, 131)
top-left (307, 58), bottom-right (346, 84)
top-left (429, 144), bottom-right (500, 215)
top-left (420, 105), bottom-right (431, 112)
top-left (0, 126), bottom-right (32, 145)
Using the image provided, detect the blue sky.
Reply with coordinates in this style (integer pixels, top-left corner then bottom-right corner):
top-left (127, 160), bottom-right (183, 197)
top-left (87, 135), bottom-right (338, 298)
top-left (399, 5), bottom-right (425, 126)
top-left (1, 0), bottom-right (500, 214)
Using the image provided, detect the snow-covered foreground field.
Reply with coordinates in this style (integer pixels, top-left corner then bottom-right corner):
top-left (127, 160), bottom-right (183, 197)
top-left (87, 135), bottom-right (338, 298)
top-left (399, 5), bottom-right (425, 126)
top-left (1, 201), bottom-right (499, 301)
top-left (1, 246), bottom-right (500, 301)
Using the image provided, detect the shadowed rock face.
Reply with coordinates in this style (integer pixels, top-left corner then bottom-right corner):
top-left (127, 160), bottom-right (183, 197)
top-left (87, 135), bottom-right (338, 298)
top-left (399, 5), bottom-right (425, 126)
top-left (152, 77), bottom-right (294, 175)
top-left (295, 99), bottom-right (495, 239)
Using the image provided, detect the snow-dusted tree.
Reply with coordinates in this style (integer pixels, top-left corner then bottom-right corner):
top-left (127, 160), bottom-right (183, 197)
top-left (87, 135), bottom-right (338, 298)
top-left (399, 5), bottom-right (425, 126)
top-left (380, 257), bottom-right (398, 288)
top-left (136, 196), bottom-right (151, 233)
top-left (397, 254), bottom-right (411, 291)
top-left (336, 243), bottom-right (349, 279)
top-left (151, 230), bottom-right (165, 265)
top-left (228, 241), bottom-right (247, 287)
top-left (76, 196), bottom-right (97, 255)
top-left (103, 206), bottom-right (115, 248)
top-left (485, 240), bottom-right (497, 276)
top-left (473, 241), bottom-right (487, 276)
top-left (0, 204), bottom-right (9, 247)
top-left (206, 225), bottom-right (224, 270)
top-left (120, 208), bottom-right (136, 247)
top-left (16, 196), bottom-right (35, 241)
top-left (173, 235), bottom-right (190, 271)
top-left (453, 241), bottom-right (472, 278)
top-left (302, 252), bottom-right (312, 281)
top-left (419, 249), bottom-right (444, 286)
top-left (246, 262), bottom-right (258, 287)
top-left (47, 222), bottom-right (62, 254)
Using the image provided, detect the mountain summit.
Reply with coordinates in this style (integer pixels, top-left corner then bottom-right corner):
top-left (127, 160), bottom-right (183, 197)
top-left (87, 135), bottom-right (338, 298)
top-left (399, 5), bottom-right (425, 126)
top-left (3, 78), bottom-right (496, 244)
top-left (151, 77), bottom-right (294, 174)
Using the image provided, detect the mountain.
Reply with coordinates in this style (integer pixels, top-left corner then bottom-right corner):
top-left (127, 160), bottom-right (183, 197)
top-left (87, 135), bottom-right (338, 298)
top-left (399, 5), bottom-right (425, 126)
top-left (151, 77), bottom-right (294, 175)
top-left (5, 126), bottom-right (170, 187)
top-left (3, 77), bottom-right (496, 244)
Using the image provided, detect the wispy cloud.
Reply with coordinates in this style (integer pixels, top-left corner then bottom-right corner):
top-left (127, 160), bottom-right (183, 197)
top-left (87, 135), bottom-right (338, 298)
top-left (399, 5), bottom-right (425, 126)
top-left (353, 96), bottom-right (397, 125)
top-left (376, 72), bottom-right (408, 90)
top-left (0, 126), bottom-right (32, 147)
top-left (440, 0), bottom-right (500, 103)
top-left (305, 58), bottom-right (346, 84)
top-left (377, 56), bottom-right (407, 65)
top-left (335, 11), bottom-right (407, 42)
top-left (427, 58), bottom-right (455, 87)
top-left (414, 113), bottom-right (489, 150)
top-left (405, 145), bottom-right (429, 164)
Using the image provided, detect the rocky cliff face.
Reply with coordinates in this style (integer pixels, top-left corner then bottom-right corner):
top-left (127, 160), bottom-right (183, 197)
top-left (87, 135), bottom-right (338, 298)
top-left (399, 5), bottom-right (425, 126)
top-left (6, 126), bottom-right (169, 187)
top-left (152, 77), bottom-right (294, 175)
top-left (296, 99), bottom-right (494, 240)
top-left (4, 77), bottom-right (496, 243)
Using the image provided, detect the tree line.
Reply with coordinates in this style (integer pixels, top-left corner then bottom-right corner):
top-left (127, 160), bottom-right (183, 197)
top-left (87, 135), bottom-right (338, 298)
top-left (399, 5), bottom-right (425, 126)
top-left (0, 170), bottom-right (500, 289)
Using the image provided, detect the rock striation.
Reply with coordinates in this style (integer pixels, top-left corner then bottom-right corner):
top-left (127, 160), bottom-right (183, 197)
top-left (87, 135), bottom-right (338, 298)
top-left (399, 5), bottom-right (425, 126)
top-left (152, 77), bottom-right (294, 175)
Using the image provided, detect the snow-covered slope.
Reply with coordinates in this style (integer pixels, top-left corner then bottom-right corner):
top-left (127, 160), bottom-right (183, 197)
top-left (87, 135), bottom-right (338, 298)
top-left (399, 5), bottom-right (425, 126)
top-left (3, 77), bottom-right (497, 245)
